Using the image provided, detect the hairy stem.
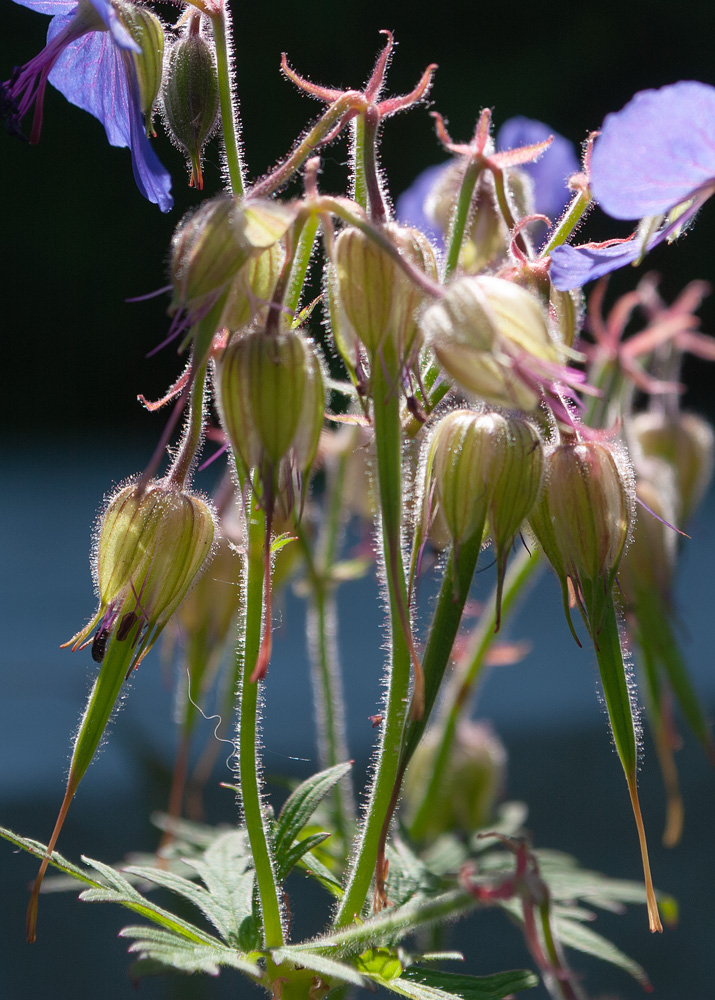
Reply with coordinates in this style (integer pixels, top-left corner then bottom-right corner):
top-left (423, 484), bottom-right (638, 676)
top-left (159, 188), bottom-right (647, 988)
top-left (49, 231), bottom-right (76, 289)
top-left (237, 492), bottom-right (284, 948)
top-left (209, 5), bottom-right (245, 197)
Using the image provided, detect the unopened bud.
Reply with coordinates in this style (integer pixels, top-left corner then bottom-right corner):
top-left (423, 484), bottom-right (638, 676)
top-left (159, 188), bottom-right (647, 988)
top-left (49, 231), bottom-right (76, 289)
top-left (630, 411), bottom-right (714, 525)
top-left (115, 1), bottom-right (165, 136)
top-left (619, 463), bottom-right (678, 605)
top-left (333, 224), bottom-right (437, 363)
top-left (171, 196), bottom-right (295, 316)
top-left (428, 410), bottom-right (543, 623)
top-left (68, 480), bottom-right (216, 664)
top-left (403, 721), bottom-right (506, 839)
top-left (422, 276), bottom-right (559, 411)
top-left (216, 329), bottom-right (324, 491)
top-left (529, 439), bottom-right (633, 638)
top-left (162, 18), bottom-right (219, 188)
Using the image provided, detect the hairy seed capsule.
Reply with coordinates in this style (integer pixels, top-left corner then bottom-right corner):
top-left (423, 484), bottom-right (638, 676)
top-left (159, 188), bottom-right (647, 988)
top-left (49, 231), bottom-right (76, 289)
top-left (163, 22), bottom-right (220, 188)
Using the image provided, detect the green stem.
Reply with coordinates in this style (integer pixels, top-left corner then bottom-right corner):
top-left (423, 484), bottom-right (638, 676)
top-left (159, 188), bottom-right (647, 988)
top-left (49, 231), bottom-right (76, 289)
top-left (209, 6), bottom-right (245, 197)
top-left (237, 493), bottom-right (284, 948)
top-left (351, 115), bottom-right (368, 212)
top-left (409, 546), bottom-right (539, 840)
top-left (360, 106), bottom-right (387, 223)
top-left (296, 513), bottom-right (355, 845)
top-left (540, 189), bottom-right (592, 257)
top-left (285, 213), bottom-right (320, 319)
top-left (587, 587), bottom-right (662, 934)
top-left (443, 161), bottom-right (482, 280)
top-left (167, 353), bottom-right (208, 489)
top-left (250, 93), bottom-right (362, 200)
top-left (334, 351), bottom-right (411, 927)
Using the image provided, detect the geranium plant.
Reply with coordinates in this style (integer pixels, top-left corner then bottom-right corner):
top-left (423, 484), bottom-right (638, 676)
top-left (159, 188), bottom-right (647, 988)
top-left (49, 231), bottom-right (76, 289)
top-left (3, 3), bottom-right (714, 998)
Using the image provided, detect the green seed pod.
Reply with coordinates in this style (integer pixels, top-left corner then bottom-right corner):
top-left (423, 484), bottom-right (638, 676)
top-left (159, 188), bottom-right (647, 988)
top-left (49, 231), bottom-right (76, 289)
top-left (115, 0), bottom-right (165, 136)
top-left (162, 20), bottom-right (220, 189)
top-left (529, 439), bottom-right (633, 639)
top-left (428, 410), bottom-right (493, 547)
top-left (68, 480), bottom-right (216, 663)
top-left (427, 410), bottom-right (543, 624)
top-left (216, 328), bottom-right (325, 491)
top-left (333, 223), bottom-right (437, 362)
top-left (403, 720), bottom-right (507, 841)
top-left (629, 410), bottom-right (714, 525)
top-left (422, 275), bottom-right (559, 411)
top-left (171, 196), bottom-right (295, 316)
top-left (619, 463), bottom-right (678, 605)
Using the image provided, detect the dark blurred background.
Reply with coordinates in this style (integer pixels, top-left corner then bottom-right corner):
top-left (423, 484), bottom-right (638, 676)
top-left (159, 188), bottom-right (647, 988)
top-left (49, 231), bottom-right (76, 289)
top-left (2, 1), bottom-right (715, 998)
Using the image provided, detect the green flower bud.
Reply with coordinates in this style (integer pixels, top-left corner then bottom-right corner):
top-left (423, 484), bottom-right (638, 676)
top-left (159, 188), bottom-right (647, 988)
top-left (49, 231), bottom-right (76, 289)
top-left (216, 328), bottom-right (325, 495)
top-left (403, 721), bottom-right (506, 840)
top-left (427, 409), bottom-right (543, 624)
top-left (529, 439), bottom-right (634, 640)
top-left (115, 1), bottom-right (165, 136)
top-left (333, 223), bottom-right (437, 363)
top-left (219, 243), bottom-right (285, 331)
top-left (619, 463), bottom-right (678, 605)
top-left (422, 275), bottom-right (560, 411)
top-left (629, 410), bottom-right (714, 525)
top-left (68, 480), bottom-right (216, 666)
top-left (162, 19), bottom-right (219, 189)
top-left (428, 410), bottom-right (494, 547)
top-left (171, 196), bottom-right (296, 317)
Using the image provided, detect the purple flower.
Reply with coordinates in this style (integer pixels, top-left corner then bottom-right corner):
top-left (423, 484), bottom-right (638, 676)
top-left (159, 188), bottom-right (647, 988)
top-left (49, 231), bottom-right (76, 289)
top-left (395, 117), bottom-right (579, 243)
top-left (495, 117), bottom-right (579, 220)
top-left (3, 0), bottom-right (172, 211)
top-left (550, 82), bottom-right (715, 290)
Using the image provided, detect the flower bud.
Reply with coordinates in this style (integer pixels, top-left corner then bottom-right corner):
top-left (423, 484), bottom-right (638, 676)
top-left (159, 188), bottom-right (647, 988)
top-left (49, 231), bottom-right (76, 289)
top-left (333, 223), bottom-right (437, 363)
top-left (216, 328), bottom-right (325, 493)
top-left (429, 410), bottom-right (493, 547)
top-left (115, 1), bottom-right (165, 136)
top-left (162, 19), bottom-right (219, 188)
top-left (619, 462), bottom-right (678, 605)
top-left (171, 196), bottom-right (295, 317)
top-left (529, 439), bottom-right (633, 639)
top-left (427, 410), bottom-right (543, 623)
top-left (629, 411), bottom-right (714, 525)
top-left (69, 480), bottom-right (216, 666)
top-left (422, 276), bottom-right (560, 411)
top-left (403, 721), bottom-right (506, 840)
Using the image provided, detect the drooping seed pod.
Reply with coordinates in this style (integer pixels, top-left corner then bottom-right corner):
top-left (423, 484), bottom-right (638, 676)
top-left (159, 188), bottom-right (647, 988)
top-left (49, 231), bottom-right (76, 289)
top-left (403, 720), bottom-right (507, 841)
top-left (215, 327), bottom-right (325, 501)
top-left (529, 438), bottom-right (634, 641)
top-left (421, 275), bottom-right (562, 412)
top-left (170, 196), bottom-right (296, 321)
top-left (332, 223), bottom-right (438, 366)
top-left (162, 17), bottom-right (220, 188)
top-left (219, 243), bottom-right (286, 331)
top-left (629, 410), bottom-right (714, 524)
top-left (425, 409), bottom-right (543, 624)
top-left (68, 479), bottom-right (217, 665)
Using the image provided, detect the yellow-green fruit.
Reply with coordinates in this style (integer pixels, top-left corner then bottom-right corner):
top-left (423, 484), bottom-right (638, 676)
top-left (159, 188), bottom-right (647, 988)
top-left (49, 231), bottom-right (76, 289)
top-left (216, 329), bottom-right (324, 478)
top-left (423, 275), bottom-right (559, 411)
top-left (171, 197), bottom-right (295, 314)
top-left (97, 481), bottom-right (215, 632)
top-left (530, 440), bottom-right (632, 586)
top-left (333, 224), bottom-right (437, 360)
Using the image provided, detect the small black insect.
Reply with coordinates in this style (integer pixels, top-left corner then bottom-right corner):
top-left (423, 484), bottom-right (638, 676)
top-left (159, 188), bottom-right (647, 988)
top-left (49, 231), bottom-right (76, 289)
top-left (91, 627), bottom-right (109, 664)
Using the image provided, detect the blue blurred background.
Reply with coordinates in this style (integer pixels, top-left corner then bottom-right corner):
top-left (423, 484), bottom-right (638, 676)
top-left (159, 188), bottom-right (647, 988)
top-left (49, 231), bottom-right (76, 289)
top-left (3, 0), bottom-right (715, 997)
